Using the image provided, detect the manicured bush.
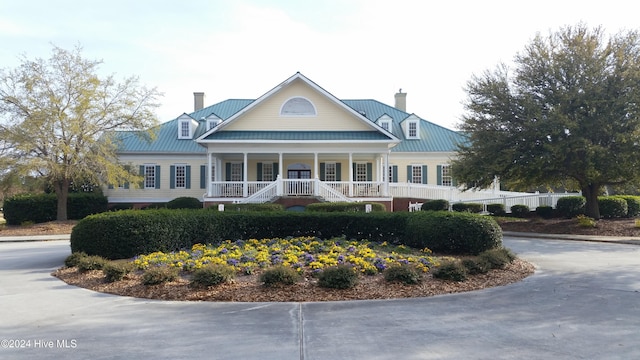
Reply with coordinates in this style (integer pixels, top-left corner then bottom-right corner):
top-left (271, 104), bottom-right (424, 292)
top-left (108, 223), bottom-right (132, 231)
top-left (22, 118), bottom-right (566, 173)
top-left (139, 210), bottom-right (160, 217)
top-left (404, 211), bottom-right (503, 255)
top-left (433, 261), bottom-right (467, 281)
top-left (451, 202), bottom-right (483, 213)
top-left (166, 197), bottom-right (202, 210)
top-left (510, 204), bottom-right (530, 218)
top-left (76, 255), bottom-right (108, 272)
top-left (305, 202), bottom-right (386, 212)
top-left (421, 199), bottom-right (450, 211)
top-left (214, 203), bottom-right (284, 212)
top-left (383, 264), bottom-right (421, 284)
top-left (462, 258), bottom-right (490, 275)
top-left (3, 193), bottom-right (107, 225)
top-left (141, 266), bottom-right (179, 285)
top-left (259, 266), bottom-right (301, 287)
top-left (617, 195), bottom-right (640, 217)
top-left (477, 248), bottom-right (516, 269)
top-left (576, 214), bottom-right (597, 228)
top-left (535, 206), bottom-right (554, 219)
top-left (318, 265), bottom-right (359, 289)
top-left (486, 203), bottom-right (506, 216)
top-left (598, 196), bottom-right (628, 219)
top-left (64, 252), bottom-right (88, 268)
top-left (71, 209), bottom-right (502, 259)
top-left (191, 264), bottom-right (235, 287)
top-left (102, 262), bottom-right (133, 282)
top-left (556, 196), bottom-right (586, 218)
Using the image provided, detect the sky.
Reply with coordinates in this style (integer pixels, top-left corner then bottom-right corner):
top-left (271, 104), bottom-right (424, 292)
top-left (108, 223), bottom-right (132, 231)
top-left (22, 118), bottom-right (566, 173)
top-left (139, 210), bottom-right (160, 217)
top-left (1, 0), bottom-right (639, 130)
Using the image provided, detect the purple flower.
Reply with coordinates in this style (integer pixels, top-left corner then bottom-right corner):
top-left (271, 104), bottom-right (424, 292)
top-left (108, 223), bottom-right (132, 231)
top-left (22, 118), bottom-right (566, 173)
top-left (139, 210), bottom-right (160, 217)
top-left (337, 255), bottom-right (345, 264)
top-left (227, 259), bottom-right (239, 266)
top-left (220, 248), bottom-right (228, 254)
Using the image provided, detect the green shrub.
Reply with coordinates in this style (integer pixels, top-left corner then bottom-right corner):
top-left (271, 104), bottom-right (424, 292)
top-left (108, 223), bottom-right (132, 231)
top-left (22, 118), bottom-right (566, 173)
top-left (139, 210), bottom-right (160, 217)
top-left (64, 252), bottom-right (88, 267)
top-left (318, 265), bottom-right (359, 289)
top-left (462, 258), bottom-right (491, 275)
top-left (451, 203), bottom-right (483, 213)
top-left (421, 199), bottom-right (449, 211)
top-left (478, 248), bottom-right (516, 269)
top-left (305, 202), bottom-right (385, 212)
top-left (383, 264), bottom-right (421, 284)
top-left (404, 211), bottom-right (502, 255)
top-left (141, 266), bottom-right (179, 285)
top-left (214, 203), bottom-right (285, 212)
top-left (617, 195), bottom-right (640, 217)
top-left (510, 204), bottom-right (530, 218)
top-left (535, 206), bottom-right (554, 219)
top-left (556, 196), bottom-right (586, 218)
top-left (103, 262), bottom-right (133, 282)
top-left (486, 203), bottom-right (506, 216)
top-left (166, 197), bottom-right (202, 210)
top-left (433, 261), bottom-right (467, 281)
top-left (109, 203), bottom-right (134, 211)
top-left (598, 196), bottom-right (628, 219)
top-left (191, 264), bottom-right (236, 287)
top-left (259, 266), bottom-right (301, 287)
top-left (576, 214), bottom-right (597, 228)
top-left (76, 255), bottom-right (108, 272)
top-left (2, 193), bottom-right (107, 225)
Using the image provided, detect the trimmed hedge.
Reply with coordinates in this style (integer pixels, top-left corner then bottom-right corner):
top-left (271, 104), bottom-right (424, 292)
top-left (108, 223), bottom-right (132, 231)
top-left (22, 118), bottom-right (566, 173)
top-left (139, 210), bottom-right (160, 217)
top-left (510, 204), bottom-right (530, 218)
top-left (486, 203), bottom-right (506, 216)
top-left (421, 199), bottom-right (450, 211)
top-left (71, 210), bottom-right (502, 259)
top-left (597, 196), bottom-right (628, 219)
top-left (451, 202), bottom-right (483, 213)
top-left (556, 196), bottom-right (586, 218)
top-left (305, 202), bottom-right (386, 212)
top-left (536, 206), bottom-right (554, 219)
top-left (617, 195), bottom-right (640, 217)
top-left (3, 193), bottom-right (107, 225)
top-left (166, 197), bottom-right (202, 209)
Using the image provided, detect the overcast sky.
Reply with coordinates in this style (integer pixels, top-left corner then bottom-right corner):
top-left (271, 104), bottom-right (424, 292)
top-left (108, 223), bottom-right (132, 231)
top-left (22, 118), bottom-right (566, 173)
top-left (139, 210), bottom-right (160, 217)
top-left (1, 0), bottom-right (638, 130)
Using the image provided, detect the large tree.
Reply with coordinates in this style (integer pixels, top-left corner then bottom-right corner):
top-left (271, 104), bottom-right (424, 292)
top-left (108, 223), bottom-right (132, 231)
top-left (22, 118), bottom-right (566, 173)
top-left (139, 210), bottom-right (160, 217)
top-left (0, 45), bottom-right (161, 220)
top-left (452, 24), bottom-right (640, 219)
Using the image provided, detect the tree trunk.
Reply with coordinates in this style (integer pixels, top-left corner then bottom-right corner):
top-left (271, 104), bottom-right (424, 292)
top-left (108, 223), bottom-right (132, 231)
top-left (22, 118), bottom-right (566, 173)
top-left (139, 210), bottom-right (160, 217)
top-left (581, 183), bottom-right (601, 219)
top-left (54, 180), bottom-right (70, 221)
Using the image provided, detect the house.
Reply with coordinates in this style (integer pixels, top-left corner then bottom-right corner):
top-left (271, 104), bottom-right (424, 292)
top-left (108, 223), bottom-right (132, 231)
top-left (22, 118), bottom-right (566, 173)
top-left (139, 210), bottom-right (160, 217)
top-left (107, 72), bottom-right (468, 210)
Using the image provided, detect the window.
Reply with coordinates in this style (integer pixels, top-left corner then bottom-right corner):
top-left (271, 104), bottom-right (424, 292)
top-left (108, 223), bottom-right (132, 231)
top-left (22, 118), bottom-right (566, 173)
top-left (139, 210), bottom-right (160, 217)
top-left (325, 162), bottom-right (337, 181)
top-left (280, 97), bottom-right (316, 116)
top-left (144, 165), bottom-right (156, 189)
top-left (411, 165), bottom-right (422, 184)
top-left (175, 165), bottom-right (186, 188)
top-left (355, 163), bottom-right (367, 182)
top-left (408, 121), bottom-right (418, 138)
top-left (207, 119), bottom-right (221, 130)
top-left (211, 164), bottom-right (216, 182)
top-left (388, 165), bottom-right (397, 183)
top-left (230, 163), bottom-right (243, 181)
top-left (179, 120), bottom-right (191, 138)
top-left (262, 163), bottom-right (274, 181)
top-left (441, 165), bottom-right (452, 186)
top-left (379, 120), bottom-right (391, 133)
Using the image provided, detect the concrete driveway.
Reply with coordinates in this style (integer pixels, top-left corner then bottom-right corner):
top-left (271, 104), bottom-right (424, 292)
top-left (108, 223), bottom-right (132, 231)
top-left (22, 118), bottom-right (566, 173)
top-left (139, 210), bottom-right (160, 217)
top-left (1, 237), bottom-right (639, 359)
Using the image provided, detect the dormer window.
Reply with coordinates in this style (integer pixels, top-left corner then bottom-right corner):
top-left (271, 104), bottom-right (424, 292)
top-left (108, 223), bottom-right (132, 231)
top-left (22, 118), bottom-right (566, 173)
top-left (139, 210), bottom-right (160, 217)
top-left (280, 97), bottom-right (316, 116)
top-left (402, 115), bottom-right (420, 139)
top-left (376, 114), bottom-right (393, 134)
top-left (178, 119), bottom-right (191, 139)
top-left (207, 119), bottom-right (222, 130)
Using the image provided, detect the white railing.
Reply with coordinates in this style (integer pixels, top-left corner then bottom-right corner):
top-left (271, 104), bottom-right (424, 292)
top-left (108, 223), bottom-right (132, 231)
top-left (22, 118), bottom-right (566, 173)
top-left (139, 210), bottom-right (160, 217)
top-left (455, 193), bottom-right (578, 213)
top-left (282, 179), bottom-right (314, 196)
top-left (352, 182), bottom-right (384, 197)
top-left (243, 181), bottom-right (278, 203)
top-left (318, 182), bottom-right (352, 202)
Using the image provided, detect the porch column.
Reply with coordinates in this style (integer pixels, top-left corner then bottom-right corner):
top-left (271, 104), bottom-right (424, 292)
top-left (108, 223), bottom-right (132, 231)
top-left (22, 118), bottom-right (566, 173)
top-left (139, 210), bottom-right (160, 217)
top-left (207, 153), bottom-right (213, 197)
top-left (314, 152), bottom-right (319, 196)
top-left (384, 152), bottom-right (390, 196)
top-left (348, 152), bottom-right (353, 197)
top-left (278, 153), bottom-right (283, 196)
top-left (243, 152), bottom-right (248, 197)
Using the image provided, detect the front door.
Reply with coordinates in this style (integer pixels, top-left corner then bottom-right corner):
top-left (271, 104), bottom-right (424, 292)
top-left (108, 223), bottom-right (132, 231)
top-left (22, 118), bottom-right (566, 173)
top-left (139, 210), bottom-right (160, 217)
top-left (287, 163), bottom-right (312, 195)
top-left (287, 170), bottom-right (311, 179)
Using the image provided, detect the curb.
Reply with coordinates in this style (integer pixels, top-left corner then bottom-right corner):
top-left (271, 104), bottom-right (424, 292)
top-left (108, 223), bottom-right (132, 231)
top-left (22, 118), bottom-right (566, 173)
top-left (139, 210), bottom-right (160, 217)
top-left (0, 234), bottom-right (71, 243)
top-left (503, 231), bottom-right (640, 246)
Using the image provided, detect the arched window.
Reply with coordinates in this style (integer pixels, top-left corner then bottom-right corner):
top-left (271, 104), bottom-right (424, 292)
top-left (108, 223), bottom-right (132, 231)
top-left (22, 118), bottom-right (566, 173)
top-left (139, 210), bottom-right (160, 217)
top-left (280, 97), bottom-right (317, 116)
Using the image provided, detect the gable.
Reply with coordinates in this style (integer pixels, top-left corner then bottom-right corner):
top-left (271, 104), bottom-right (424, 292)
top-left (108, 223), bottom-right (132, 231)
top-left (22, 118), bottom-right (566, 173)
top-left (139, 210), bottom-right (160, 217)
top-left (220, 77), bottom-right (375, 132)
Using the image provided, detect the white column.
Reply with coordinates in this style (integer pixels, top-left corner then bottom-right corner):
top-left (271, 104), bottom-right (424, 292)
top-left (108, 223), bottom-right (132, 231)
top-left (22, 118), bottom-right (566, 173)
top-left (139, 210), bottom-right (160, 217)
top-left (278, 153), bottom-right (283, 196)
top-left (384, 152), bottom-right (390, 196)
top-left (314, 152), bottom-right (319, 196)
top-left (243, 152), bottom-right (248, 197)
top-left (348, 152), bottom-right (353, 197)
top-left (207, 153), bottom-right (213, 197)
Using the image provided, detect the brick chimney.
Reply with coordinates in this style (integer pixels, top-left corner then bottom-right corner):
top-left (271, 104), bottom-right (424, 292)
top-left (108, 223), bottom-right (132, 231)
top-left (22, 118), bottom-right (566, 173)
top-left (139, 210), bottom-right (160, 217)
top-left (194, 92), bottom-right (205, 111)
top-left (394, 89), bottom-right (406, 112)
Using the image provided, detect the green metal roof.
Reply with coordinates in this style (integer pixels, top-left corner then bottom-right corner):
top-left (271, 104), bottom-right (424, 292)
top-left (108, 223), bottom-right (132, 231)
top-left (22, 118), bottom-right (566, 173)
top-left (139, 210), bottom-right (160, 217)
top-left (201, 131), bottom-right (391, 141)
top-left (114, 98), bottom-right (467, 153)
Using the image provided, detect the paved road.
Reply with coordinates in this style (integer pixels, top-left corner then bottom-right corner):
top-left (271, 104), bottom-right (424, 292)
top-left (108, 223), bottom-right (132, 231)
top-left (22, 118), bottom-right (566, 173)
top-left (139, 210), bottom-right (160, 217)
top-left (1, 237), bottom-right (639, 359)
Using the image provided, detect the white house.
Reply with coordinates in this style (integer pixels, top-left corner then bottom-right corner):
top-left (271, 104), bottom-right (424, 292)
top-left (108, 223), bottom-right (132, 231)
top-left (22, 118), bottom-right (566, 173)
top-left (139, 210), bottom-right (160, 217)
top-left (106, 72), bottom-right (468, 210)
